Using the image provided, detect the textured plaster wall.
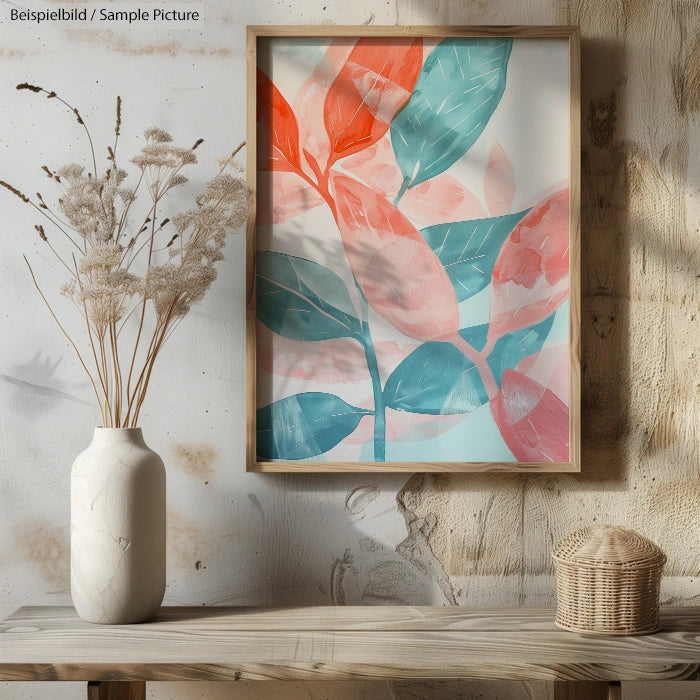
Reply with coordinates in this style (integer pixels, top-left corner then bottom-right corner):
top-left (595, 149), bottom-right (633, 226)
top-left (0, 0), bottom-right (698, 698)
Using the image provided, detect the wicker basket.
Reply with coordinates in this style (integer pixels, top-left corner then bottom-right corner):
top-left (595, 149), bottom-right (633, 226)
top-left (552, 524), bottom-right (666, 636)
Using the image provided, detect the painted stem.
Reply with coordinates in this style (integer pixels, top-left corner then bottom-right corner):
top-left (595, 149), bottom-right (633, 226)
top-left (303, 150), bottom-right (337, 219)
top-left (359, 293), bottom-right (386, 462)
top-left (392, 176), bottom-right (411, 206)
top-left (450, 333), bottom-right (499, 400)
top-left (292, 154), bottom-right (386, 458)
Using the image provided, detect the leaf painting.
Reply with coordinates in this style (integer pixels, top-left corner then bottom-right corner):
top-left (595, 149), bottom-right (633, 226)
top-left (255, 34), bottom-right (572, 465)
top-left (390, 37), bottom-right (512, 199)
top-left (293, 39), bottom-right (355, 174)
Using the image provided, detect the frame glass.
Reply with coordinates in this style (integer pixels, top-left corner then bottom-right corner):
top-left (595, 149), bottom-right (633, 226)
top-left (246, 25), bottom-right (580, 472)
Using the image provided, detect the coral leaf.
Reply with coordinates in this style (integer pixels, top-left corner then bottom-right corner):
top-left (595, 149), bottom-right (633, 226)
top-left (490, 369), bottom-right (569, 462)
top-left (488, 188), bottom-right (569, 342)
top-left (293, 40), bottom-right (356, 174)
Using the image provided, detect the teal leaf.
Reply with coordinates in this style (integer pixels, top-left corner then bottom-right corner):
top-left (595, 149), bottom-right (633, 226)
top-left (421, 210), bottom-right (529, 302)
top-left (257, 251), bottom-right (362, 341)
top-left (383, 342), bottom-right (488, 415)
top-left (390, 37), bottom-right (512, 194)
top-left (459, 323), bottom-right (489, 352)
top-left (257, 392), bottom-right (372, 460)
top-left (460, 312), bottom-right (556, 387)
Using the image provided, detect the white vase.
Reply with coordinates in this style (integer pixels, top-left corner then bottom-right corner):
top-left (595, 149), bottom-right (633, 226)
top-left (71, 427), bottom-right (166, 624)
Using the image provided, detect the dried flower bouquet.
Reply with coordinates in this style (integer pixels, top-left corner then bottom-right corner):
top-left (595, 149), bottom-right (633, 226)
top-left (1, 84), bottom-right (247, 427)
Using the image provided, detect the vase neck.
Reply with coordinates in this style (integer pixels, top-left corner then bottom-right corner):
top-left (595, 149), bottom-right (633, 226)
top-left (90, 427), bottom-right (147, 449)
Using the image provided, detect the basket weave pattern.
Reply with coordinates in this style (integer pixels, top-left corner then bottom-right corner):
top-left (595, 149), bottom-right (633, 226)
top-left (552, 525), bottom-right (666, 636)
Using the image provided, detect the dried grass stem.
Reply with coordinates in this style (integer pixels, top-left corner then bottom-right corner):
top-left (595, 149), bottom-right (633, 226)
top-left (4, 88), bottom-right (247, 426)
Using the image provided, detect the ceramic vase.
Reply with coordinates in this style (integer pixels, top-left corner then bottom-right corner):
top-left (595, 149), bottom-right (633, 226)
top-left (71, 427), bottom-right (166, 624)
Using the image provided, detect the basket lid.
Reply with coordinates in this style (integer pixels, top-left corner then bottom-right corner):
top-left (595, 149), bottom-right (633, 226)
top-left (552, 524), bottom-right (666, 569)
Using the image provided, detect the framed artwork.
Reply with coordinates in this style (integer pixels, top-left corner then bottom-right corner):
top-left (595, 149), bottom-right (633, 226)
top-left (246, 25), bottom-right (580, 472)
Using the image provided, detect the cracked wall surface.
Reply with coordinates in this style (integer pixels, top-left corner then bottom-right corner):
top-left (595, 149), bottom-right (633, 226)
top-left (0, 0), bottom-right (698, 698)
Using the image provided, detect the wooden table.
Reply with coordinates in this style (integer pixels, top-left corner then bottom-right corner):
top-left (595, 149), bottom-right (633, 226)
top-left (0, 606), bottom-right (698, 700)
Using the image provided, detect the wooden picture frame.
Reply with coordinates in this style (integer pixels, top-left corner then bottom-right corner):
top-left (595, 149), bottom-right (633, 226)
top-left (246, 25), bottom-right (580, 473)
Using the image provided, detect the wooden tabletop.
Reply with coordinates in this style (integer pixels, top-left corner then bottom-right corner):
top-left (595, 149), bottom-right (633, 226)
top-left (0, 606), bottom-right (698, 683)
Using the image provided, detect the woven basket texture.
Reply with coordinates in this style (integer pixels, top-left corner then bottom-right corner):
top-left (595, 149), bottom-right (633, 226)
top-left (552, 524), bottom-right (666, 636)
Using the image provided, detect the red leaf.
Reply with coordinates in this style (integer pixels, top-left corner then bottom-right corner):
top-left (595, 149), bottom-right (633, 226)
top-left (324, 38), bottom-right (423, 165)
top-left (488, 188), bottom-right (569, 342)
top-left (257, 68), bottom-right (301, 173)
top-left (293, 40), bottom-right (355, 174)
top-left (491, 369), bottom-right (569, 462)
top-left (331, 173), bottom-right (459, 342)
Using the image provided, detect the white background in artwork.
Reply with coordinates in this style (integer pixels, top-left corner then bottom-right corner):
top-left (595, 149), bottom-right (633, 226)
top-left (260, 35), bottom-right (570, 462)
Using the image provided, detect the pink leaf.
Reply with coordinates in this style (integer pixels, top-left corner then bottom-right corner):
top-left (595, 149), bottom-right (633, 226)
top-left (257, 68), bottom-right (302, 173)
top-left (401, 175), bottom-right (488, 227)
top-left (344, 408), bottom-right (464, 445)
top-left (421, 38), bottom-right (442, 63)
top-left (484, 139), bottom-right (515, 217)
top-left (257, 323), bottom-right (417, 383)
top-left (341, 138), bottom-right (403, 197)
top-left (488, 188), bottom-right (569, 342)
top-left (331, 173), bottom-right (460, 342)
top-left (257, 171), bottom-right (325, 226)
top-left (516, 343), bottom-right (569, 404)
top-left (516, 178), bottom-right (569, 211)
top-left (343, 135), bottom-right (487, 226)
top-left (257, 324), bottom-right (366, 382)
top-left (324, 38), bottom-right (423, 165)
top-left (491, 369), bottom-right (569, 462)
